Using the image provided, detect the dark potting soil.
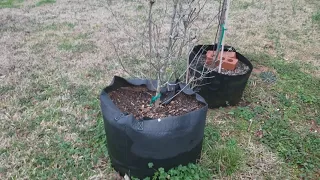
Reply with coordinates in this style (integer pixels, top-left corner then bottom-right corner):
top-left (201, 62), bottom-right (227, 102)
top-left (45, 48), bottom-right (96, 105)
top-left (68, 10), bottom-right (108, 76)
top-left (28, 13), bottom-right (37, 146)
top-left (108, 86), bottom-right (204, 120)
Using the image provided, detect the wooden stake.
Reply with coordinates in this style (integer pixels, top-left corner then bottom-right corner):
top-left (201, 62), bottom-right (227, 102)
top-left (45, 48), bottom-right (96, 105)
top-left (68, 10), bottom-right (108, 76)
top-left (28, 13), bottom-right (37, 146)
top-left (218, 0), bottom-right (231, 73)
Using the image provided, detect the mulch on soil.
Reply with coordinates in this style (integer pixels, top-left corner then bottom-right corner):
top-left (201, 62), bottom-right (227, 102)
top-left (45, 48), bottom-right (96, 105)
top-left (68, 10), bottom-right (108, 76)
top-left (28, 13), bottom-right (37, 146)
top-left (108, 86), bottom-right (205, 120)
top-left (191, 54), bottom-right (250, 76)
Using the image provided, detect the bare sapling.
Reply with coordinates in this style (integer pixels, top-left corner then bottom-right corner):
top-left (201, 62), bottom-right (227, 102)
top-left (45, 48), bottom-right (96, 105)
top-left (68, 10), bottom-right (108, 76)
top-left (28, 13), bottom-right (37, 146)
top-left (107, 0), bottom-right (220, 108)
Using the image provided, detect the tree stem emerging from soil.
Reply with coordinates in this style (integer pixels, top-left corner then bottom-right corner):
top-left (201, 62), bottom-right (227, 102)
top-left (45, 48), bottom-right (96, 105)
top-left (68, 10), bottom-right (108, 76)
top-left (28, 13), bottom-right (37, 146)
top-left (148, 0), bottom-right (162, 108)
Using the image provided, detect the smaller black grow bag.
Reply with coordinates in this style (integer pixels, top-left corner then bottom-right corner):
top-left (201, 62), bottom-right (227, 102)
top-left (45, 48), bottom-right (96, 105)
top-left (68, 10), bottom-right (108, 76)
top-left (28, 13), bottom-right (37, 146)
top-left (189, 44), bottom-right (253, 108)
top-left (99, 76), bottom-right (208, 179)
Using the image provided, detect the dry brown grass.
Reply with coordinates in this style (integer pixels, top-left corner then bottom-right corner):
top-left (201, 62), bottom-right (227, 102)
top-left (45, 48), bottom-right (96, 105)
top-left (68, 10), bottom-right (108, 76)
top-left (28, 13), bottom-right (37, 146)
top-left (227, 0), bottom-right (320, 71)
top-left (1, 0), bottom-right (319, 179)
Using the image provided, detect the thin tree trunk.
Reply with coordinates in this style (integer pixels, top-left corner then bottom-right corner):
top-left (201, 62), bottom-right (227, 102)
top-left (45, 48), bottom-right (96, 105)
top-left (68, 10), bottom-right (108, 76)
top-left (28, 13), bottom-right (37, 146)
top-left (213, 0), bottom-right (227, 64)
top-left (155, 0), bottom-right (179, 107)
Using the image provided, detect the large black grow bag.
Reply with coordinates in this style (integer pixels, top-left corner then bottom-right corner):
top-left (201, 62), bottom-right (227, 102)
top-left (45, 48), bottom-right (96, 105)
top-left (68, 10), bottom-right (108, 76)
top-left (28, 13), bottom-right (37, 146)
top-left (99, 76), bottom-right (208, 179)
top-left (189, 44), bottom-right (253, 108)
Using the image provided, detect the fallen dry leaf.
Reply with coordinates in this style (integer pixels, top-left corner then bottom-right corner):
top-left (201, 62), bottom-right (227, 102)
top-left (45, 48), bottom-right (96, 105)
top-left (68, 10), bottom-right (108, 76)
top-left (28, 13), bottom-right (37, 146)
top-left (255, 129), bottom-right (263, 138)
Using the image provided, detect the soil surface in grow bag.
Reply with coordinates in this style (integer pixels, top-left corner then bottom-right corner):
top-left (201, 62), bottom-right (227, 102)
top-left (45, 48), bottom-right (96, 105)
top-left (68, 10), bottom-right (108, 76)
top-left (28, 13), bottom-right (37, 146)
top-left (108, 86), bottom-right (204, 120)
top-left (196, 54), bottom-right (250, 76)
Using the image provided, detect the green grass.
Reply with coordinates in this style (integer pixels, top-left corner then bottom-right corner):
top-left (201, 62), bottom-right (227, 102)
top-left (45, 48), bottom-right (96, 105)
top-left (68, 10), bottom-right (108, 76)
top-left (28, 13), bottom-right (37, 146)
top-left (312, 10), bottom-right (320, 25)
top-left (1, 1), bottom-right (320, 179)
top-left (260, 60), bottom-right (320, 178)
top-left (26, 118), bottom-right (107, 179)
top-left (43, 22), bottom-right (76, 31)
top-left (230, 53), bottom-right (320, 178)
top-left (131, 126), bottom-right (243, 180)
top-left (57, 33), bottom-right (97, 53)
top-left (58, 41), bottom-right (97, 53)
top-left (0, 0), bottom-right (23, 8)
top-left (0, 85), bottom-right (15, 95)
top-left (201, 126), bottom-right (243, 177)
top-left (236, 1), bottom-right (253, 10)
top-left (132, 163), bottom-right (211, 180)
top-left (1, 73), bottom-right (110, 179)
top-left (2, 52), bottom-right (319, 179)
top-left (36, 0), bottom-right (56, 6)
top-left (261, 117), bottom-right (319, 178)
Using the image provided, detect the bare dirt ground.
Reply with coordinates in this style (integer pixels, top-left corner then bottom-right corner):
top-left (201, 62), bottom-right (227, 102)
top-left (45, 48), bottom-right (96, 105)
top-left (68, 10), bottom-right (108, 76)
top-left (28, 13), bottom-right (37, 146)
top-left (1, 0), bottom-right (319, 179)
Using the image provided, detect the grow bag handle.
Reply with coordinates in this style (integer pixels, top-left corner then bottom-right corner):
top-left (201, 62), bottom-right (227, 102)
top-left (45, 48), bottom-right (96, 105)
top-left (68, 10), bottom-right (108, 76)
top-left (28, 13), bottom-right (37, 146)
top-left (133, 120), bottom-right (144, 131)
top-left (114, 112), bottom-right (144, 131)
top-left (207, 85), bottom-right (219, 91)
top-left (114, 113), bottom-right (127, 121)
top-left (203, 76), bottom-right (221, 91)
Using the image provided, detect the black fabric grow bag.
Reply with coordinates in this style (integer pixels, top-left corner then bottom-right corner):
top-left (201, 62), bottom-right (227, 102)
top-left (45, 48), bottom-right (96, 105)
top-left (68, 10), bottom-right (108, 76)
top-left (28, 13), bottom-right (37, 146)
top-left (189, 44), bottom-right (253, 108)
top-left (99, 76), bottom-right (208, 179)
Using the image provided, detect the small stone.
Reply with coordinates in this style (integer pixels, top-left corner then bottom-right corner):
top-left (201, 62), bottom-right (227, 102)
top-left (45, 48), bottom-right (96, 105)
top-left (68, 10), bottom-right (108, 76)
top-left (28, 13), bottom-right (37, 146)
top-left (124, 174), bottom-right (130, 180)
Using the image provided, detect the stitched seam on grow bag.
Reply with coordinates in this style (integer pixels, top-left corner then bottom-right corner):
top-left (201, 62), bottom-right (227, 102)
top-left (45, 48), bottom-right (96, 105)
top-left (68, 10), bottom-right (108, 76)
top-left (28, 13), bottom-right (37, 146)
top-left (110, 156), bottom-right (152, 172)
top-left (125, 123), bottom-right (128, 167)
top-left (114, 113), bottom-right (125, 121)
top-left (131, 128), bottom-right (205, 134)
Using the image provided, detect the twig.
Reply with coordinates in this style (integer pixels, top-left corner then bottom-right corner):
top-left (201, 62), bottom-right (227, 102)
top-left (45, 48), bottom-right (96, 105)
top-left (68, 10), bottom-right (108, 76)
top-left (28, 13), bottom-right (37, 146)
top-left (105, 4), bottom-right (139, 41)
top-left (108, 0), bottom-right (221, 100)
top-left (161, 77), bottom-right (194, 105)
top-left (148, 0), bottom-right (155, 79)
top-left (247, 119), bottom-right (253, 132)
top-left (110, 42), bottom-right (140, 78)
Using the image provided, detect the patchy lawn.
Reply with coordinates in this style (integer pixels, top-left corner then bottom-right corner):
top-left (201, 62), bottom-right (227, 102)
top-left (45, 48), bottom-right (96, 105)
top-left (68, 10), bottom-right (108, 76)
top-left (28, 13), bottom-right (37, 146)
top-left (0, 0), bottom-right (319, 179)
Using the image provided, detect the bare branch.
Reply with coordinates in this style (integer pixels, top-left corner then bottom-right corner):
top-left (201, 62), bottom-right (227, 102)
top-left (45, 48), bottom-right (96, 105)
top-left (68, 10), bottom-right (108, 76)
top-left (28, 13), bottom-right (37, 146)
top-left (107, 0), bottom-right (222, 104)
top-left (109, 41), bottom-right (141, 78)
